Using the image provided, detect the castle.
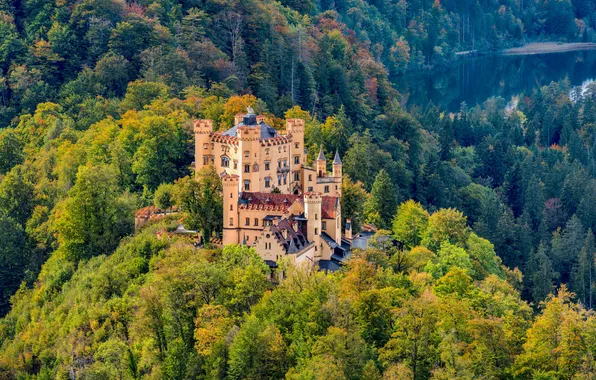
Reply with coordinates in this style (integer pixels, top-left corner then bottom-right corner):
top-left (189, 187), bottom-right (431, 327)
top-left (194, 108), bottom-right (353, 270)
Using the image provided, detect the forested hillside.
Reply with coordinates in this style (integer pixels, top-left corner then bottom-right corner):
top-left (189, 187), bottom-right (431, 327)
top-left (3, 0), bottom-right (596, 378)
top-left (2, 212), bottom-right (591, 379)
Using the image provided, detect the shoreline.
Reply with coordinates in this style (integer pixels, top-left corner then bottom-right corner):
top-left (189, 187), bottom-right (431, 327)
top-left (502, 42), bottom-right (596, 55)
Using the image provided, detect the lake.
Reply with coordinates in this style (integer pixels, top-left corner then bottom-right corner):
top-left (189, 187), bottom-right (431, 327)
top-left (393, 49), bottom-right (596, 112)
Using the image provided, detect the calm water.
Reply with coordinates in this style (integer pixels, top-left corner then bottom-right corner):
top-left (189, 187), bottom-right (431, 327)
top-left (393, 50), bottom-right (596, 112)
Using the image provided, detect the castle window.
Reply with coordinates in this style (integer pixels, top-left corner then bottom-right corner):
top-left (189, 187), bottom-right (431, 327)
top-left (221, 156), bottom-right (230, 167)
top-left (283, 146), bottom-right (287, 152)
top-left (322, 221), bottom-right (327, 230)
top-left (283, 159), bottom-right (287, 167)
top-left (294, 155), bottom-right (300, 164)
top-left (233, 161), bottom-right (238, 169)
top-left (244, 164), bottom-right (250, 173)
top-left (293, 172), bottom-right (299, 181)
top-left (324, 185), bottom-right (329, 193)
top-left (230, 193), bottom-right (233, 198)
top-left (277, 160), bottom-right (281, 168)
top-left (244, 180), bottom-right (250, 190)
top-left (203, 143), bottom-right (208, 149)
top-left (295, 143), bottom-right (299, 149)
top-left (210, 157), bottom-right (214, 164)
top-left (308, 174), bottom-right (312, 181)
top-left (265, 148), bottom-right (270, 155)
top-left (265, 178), bottom-right (270, 188)
top-left (308, 186), bottom-right (313, 191)
top-left (245, 218), bottom-right (250, 226)
top-left (278, 176), bottom-right (281, 186)
top-left (203, 157), bottom-right (209, 165)
top-left (315, 214), bottom-right (318, 220)
top-left (283, 174), bottom-right (287, 185)
top-left (211, 143), bottom-right (214, 149)
top-left (314, 228), bottom-right (318, 235)
top-left (265, 161), bottom-right (270, 170)
top-left (254, 218), bottom-right (258, 226)
top-left (278, 147), bottom-right (281, 153)
top-left (229, 218), bottom-right (233, 226)
top-left (230, 205), bottom-right (233, 211)
top-left (244, 151), bottom-right (250, 158)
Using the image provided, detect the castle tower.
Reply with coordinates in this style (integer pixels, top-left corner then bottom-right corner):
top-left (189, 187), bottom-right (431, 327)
top-left (194, 119), bottom-right (214, 176)
top-left (315, 145), bottom-right (326, 177)
top-left (332, 150), bottom-right (342, 179)
top-left (304, 192), bottom-right (322, 258)
top-left (237, 124), bottom-right (262, 193)
top-left (222, 174), bottom-right (240, 246)
top-left (287, 118), bottom-right (305, 190)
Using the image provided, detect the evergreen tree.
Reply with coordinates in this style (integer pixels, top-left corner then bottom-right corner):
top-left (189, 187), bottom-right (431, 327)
top-left (365, 169), bottom-right (398, 229)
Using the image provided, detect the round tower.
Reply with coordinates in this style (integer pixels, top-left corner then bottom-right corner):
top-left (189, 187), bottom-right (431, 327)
top-left (222, 174), bottom-right (240, 246)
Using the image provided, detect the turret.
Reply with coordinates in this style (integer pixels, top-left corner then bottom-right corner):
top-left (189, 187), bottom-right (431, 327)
top-left (344, 218), bottom-right (353, 240)
top-left (194, 119), bottom-right (213, 176)
top-left (222, 174), bottom-right (240, 246)
top-left (332, 150), bottom-right (342, 179)
top-left (315, 145), bottom-right (326, 177)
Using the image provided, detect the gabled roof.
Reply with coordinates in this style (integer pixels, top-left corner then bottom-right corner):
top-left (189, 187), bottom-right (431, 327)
top-left (269, 218), bottom-right (309, 254)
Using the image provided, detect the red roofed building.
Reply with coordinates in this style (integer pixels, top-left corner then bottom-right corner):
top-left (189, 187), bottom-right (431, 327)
top-left (222, 175), bottom-right (352, 269)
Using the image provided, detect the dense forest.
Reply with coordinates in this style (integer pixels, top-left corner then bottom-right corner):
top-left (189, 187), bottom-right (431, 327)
top-left (2, 0), bottom-right (596, 378)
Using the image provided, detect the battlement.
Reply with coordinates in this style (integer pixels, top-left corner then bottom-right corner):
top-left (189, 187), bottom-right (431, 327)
top-left (194, 119), bottom-right (213, 134)
top-left (222, 174), bottom-right (240, 185)
top-left (303, 192), bottom-right (322, 201)
top-left (286, 118), bottom-right (305, 133)
top-left (237, 126), bottom-right (262, 141)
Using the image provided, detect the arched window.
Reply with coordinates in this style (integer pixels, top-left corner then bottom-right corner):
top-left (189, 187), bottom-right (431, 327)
top-left (221, 156), bottom-right (230, 167)
top-left (265, 148), bottom-right (270, 155)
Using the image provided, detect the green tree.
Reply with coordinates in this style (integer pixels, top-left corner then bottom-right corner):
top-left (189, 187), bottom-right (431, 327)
top-left (55, 164), bottom-right (133, 261)
top-left (392, 200), bottom-right (429, 249)
top-left (154, 183), bottom-right (174, 212)
top-left (341, 175), bottom-right (368, 233)
top-left (173, 166), bottom-right (223, 241)
top-left (0, 215), bottom-right (27, 316)
top-left (365, 169), bottom-right (398, 229)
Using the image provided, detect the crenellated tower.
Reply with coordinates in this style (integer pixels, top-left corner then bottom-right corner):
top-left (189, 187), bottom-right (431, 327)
top-left (222, 174), bottom-right (240, 245)
top-left (194, 119), bottom-right (214, 176)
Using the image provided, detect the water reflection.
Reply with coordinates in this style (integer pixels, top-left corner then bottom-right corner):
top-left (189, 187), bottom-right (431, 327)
top-left (393, 50), bottom-right (596, 112)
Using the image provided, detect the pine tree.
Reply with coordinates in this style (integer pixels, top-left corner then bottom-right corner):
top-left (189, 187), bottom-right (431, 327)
top-left (366, 169), bottom-right (398, 230)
